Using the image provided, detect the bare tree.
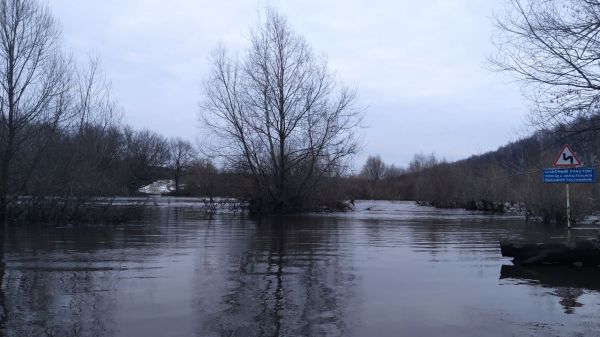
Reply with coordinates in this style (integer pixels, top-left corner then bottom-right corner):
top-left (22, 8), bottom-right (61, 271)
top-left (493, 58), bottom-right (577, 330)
top-left (0, 0), bottom-right (72, 221)
top-left (201, 9), bottom-right (361, 213)
top-left (491, 0), bottom-right (600, 129)
top-left (168, 138), bottom-right (196, 194)
top-left (361, 155), bottom-right (386, 182)
top-left (408, 152), bottom-right (439, 173)
top-left (72, 54), bottom-right (120, 133)
top-left (56, 56), bottom-right (122, 197)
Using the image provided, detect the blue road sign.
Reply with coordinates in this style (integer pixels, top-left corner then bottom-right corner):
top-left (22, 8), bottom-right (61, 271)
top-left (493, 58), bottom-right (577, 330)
top-left (543, 167), bottom-right (596, 183)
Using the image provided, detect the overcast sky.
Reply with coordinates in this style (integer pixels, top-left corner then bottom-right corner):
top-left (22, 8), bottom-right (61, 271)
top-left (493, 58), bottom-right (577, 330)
top-left (51, 0), bottom-right (530, 169)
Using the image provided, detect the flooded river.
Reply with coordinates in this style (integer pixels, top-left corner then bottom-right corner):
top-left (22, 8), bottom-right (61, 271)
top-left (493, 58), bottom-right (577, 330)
top-left (1, 200), bottom-right (600, 336)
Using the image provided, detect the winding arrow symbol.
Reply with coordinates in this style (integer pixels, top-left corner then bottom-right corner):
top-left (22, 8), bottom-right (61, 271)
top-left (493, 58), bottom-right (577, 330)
top-left (563, 153), bottom-right (574, 164)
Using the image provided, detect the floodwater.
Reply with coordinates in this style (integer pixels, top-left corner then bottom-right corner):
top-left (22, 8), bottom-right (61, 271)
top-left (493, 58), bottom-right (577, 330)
top-left (1, 200), bottom-right (600, 337)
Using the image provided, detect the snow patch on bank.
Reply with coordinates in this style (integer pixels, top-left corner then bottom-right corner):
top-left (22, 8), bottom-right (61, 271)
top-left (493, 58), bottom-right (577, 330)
top-left (139, 180), bottom-right (175, 195)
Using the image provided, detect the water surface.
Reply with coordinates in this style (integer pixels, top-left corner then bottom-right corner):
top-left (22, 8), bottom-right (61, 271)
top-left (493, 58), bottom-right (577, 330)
top-left (2, 200), bottom-right (600, 336)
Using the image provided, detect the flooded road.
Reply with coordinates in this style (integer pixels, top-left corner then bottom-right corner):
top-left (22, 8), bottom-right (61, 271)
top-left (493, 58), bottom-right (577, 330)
top-left (1, 200), bottom-right (600, 336)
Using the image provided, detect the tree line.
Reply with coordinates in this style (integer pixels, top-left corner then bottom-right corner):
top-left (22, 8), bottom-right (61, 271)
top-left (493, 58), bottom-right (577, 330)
top-left (352, 116), bottom-right (600, 224)
top-left (9, 0), bottom-right (600, 222)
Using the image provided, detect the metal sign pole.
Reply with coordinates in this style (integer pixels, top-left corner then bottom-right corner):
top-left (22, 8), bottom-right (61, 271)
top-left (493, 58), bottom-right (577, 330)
top-left (566, 183), bottom-right (571, 229)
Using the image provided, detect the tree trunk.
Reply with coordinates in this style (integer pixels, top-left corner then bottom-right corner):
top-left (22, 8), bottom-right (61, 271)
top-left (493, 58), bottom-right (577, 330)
top-left (0, 44), bottom-right (16, 225)
top-left (175, 166), bottom-right (180, 195)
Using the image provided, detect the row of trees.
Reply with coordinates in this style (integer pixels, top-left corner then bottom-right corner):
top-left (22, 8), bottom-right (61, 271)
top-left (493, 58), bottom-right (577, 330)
top-left (3, 114), bottom-right (210, 223)
top-left (353, 118), bottom-right (600, 223)
top-left (349, 153), bottom-right (439, 200)
top-left (406, 126), bottom-right (600, 223)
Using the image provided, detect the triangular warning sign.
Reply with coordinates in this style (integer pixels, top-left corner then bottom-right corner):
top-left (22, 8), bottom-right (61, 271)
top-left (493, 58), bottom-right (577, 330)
top-left (553, 144), bottom-right (582, 167)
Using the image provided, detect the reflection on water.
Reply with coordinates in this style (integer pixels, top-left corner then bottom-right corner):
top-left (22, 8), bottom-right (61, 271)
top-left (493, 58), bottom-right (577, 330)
top-left (0, 201), bottom-right (599, 336)
top-left (193, 216), bottom-right (357, 337)
top-left (500, 265), bottom-right (600, 314)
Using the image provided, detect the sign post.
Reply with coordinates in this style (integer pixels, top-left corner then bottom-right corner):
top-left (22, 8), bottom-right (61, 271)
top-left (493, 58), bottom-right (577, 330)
top-left (566, 183), bottom-right (571, 229)
top-left (542, 144), bottom-right (594, 229)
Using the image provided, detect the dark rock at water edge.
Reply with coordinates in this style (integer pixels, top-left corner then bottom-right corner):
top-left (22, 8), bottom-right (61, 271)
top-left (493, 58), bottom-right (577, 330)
top-left (501, 239), bottom-right (600, 266)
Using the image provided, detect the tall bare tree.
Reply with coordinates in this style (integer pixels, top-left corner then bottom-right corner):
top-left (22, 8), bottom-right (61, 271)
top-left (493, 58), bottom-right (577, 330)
top-left (0, 0), bottom-right (72, 221)
top-left (408, 152), bottom-right (439, 173)
top-left (202, 9), bottom-right (361, 213)
top-left (168, 138), bottom-right (196, 194)
top-left (361, 155), bottom-right (386, 182)
top-left (52, 56), bottom-right (122, 200)
top-left (491, 0), bottom-right (600, 130)
top-left (73, 54), bottom-right (120, 133)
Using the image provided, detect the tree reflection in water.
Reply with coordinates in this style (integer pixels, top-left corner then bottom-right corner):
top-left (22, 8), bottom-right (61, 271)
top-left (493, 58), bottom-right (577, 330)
top-left (500, 265), bottom-right (600, 315)
top-left (194, 216), bottom-right (357, 337)
top-left (0, 226), bottom-right (6, 331)
top-left (0, 225), bottom-right (121, 336)
top-left (0, 209), bottom-right (175, 337)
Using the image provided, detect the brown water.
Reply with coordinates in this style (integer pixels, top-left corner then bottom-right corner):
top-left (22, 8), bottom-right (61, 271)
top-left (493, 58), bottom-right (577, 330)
top-left (1, 200), bottom-right (600, 337)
